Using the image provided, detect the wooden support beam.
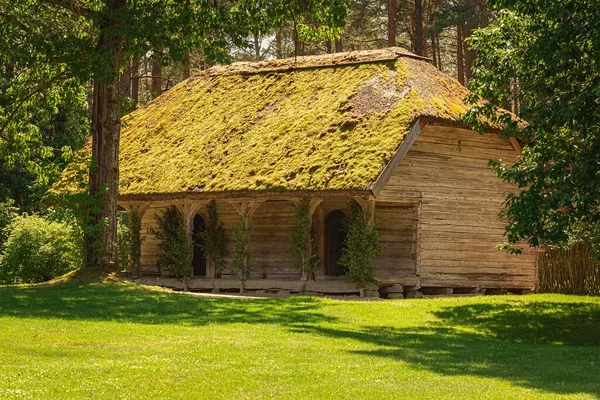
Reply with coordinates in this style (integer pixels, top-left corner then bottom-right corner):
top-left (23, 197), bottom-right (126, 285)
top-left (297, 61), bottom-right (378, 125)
top-left (370, 119), bottom-right (425, 197)
top-left (175, 202), bottom-right (207, 244)
top-left (509, 137), bottom-right (523, 155)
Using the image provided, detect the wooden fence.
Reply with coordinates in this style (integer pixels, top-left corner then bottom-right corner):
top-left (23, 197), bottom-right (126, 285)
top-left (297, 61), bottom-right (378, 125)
top-left (538, 244), bottom-right (600, 295)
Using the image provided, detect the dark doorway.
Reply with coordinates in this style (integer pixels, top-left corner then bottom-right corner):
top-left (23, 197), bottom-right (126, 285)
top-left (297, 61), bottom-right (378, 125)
top-left (325, 210), bottom-right (348, 276)
top-left (192, 214), bottom-right (207, 276)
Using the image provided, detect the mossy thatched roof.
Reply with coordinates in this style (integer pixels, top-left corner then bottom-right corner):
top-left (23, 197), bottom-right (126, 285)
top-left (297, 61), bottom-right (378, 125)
top-left (60, 48), bottom-right (473, 198)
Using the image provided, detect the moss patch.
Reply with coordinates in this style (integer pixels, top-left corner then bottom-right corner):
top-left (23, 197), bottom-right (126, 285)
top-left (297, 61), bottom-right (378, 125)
top-left (57, 50), bottom-right (473, 197)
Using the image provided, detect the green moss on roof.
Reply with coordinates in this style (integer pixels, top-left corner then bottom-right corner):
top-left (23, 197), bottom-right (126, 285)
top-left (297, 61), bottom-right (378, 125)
top-left (57, 48), bottom-right (473, 197)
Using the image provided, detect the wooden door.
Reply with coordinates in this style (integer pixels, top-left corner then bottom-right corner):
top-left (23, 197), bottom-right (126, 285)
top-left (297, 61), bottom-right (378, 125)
top-left (325, 210), bottom-right (347, 276)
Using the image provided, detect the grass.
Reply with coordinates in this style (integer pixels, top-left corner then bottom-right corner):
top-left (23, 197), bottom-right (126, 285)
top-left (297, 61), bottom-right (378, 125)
top-left (0, 275), bottom-right (599, 399)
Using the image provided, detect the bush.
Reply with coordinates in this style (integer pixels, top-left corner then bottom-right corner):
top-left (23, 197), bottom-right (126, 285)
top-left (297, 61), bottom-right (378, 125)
top-left (116, 210), bottom-right (143, 273)
top-left (0, 215), bottom-right (82, 284)
top-left (117, 212), bottom-right (131, 272)
top-left (289, 199), bottom-right (318, 280)
top-left (339, 201), bottom-right (382, 286)
top-left (0, 199), bottom-right (18, 251)
top-left (149, 206), bottom-right (192, 279)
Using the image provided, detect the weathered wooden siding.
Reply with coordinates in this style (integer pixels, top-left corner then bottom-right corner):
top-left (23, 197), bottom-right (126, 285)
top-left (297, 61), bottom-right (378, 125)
top-left (377, 124), bottom-right (537, 289)
top-left (374, 202), bottom-right (418, 283)
top-left (139, 206), bottom-right (167, 274)
top-left (249, 200), bottom-right (296, 277)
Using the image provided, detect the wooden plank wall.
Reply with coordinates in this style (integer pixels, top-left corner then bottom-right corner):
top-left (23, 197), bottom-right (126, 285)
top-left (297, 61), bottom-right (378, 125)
top-left (377, 125), bottom-right (537, 289)
top-left (249, 200), bottom-right (297, 277)
top-left (140, 206), bottom-right (167, 274)
top-left (374, 202), bottom-right (417, 282)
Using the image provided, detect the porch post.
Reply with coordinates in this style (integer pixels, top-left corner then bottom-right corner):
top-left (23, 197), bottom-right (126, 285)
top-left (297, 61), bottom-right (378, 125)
top-left (306, 199), bottom-right (323, 280)
top-left (175, 202), bottom-right (207, 291)
top-left (228, 201), bottom-right (263, 284)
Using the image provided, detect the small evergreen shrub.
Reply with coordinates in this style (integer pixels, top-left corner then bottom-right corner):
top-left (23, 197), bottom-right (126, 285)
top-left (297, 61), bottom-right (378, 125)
top-left (339, 201), bottom-right (382, 286)
top-left (0, 215), bottom-right (82, 284)
top-left (289, 199), bottom-right (318, 280)
top-left (117, 210), bottom-right (143, 273)
top-left (149, 206), bottom-right (192, 279)
top-left (230, 211), bottom-right (253, 280)
top-left (117, 212), bottom-right (131, 271)
top-left (198, 201), bottom-right (226, 277)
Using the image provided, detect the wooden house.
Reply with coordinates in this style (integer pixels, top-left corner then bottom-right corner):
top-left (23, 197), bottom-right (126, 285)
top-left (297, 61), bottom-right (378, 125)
top-left (73, 48), bottom-right (538, 297)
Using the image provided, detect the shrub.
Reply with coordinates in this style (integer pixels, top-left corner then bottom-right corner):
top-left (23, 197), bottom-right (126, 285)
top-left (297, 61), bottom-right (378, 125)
top-left (289, 199), bottom-right (318, 280)
top-left (117, 212), bottom-right (132, 272)
top-left (0, 199), bottom-right (18, 251)
top-left (149, 206), bottom-right (192, 280)
top-left (198, 200), bottom-right (226, 277)
top-left (339, 201), bottom-right (382, 286)
top-left (0, 215), bottom-right (82, 284)
top-left (230, 211), bottom-right (253, 280)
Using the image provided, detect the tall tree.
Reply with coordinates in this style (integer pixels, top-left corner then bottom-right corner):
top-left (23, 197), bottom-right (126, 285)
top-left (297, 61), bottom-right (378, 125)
top-left (465, 0), bottom-right (600, 253)
top-left (387, 0), bottom-right (397, 46)
top-left (0, 2), bottom-right (89, 211)
top-left (3, 0), bottom-right (349, 270)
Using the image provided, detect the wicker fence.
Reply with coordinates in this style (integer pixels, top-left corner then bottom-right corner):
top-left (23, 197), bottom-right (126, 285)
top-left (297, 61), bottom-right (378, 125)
top-left (538, 244), bottom-right (600, 295)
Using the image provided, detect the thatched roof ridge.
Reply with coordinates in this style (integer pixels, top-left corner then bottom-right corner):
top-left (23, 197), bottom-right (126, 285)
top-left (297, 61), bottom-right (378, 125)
top-left (54, 48), bottom-right (482, 198)
top-left (190, 48), bottom-right (431, 77)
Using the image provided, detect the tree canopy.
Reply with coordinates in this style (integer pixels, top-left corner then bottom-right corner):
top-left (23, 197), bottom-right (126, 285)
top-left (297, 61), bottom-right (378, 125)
top-left (465, 0), bottom-right (600, 252)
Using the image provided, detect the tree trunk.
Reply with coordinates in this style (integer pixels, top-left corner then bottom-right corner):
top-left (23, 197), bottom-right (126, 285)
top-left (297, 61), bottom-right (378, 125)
top-left (463, 24), bottom-right (475, 83)
top-left (436, 36), bottom-right (442, 69)
top-left (431, 36), bottom-right (438, 67)
top-left (119, 61), bottom-right (131, 98)
top-left (387, 0), bottom-right (397, 47)
top-left (335, 38), bottom-right (343, 52)
top-left (131, 56), bottom-right (140, 105)
top-left (457, 25), bottom-right (465, 85)
top-left (414, 0), bottom-right (424, 56)
top-left (85, 0), bottom-right (125, 271)
top-left (275, 29), bottom-right (283, 58)
top-left (151, 56), bottom-right (162, 97)
top-left (253, 33), bottom-right (260, 58)
top-left (182, 53), bottom-right (191, 79)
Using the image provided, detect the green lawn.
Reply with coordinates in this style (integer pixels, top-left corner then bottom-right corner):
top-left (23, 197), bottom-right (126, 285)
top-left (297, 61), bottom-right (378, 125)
top-left (0, 275), bottom-right (598, 399)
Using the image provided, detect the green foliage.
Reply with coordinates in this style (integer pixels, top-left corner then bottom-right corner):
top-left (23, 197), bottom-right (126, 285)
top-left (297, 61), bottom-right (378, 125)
top-left (0, 214), bottom-right (82, 284)
top-left (289, 199), bottom-right (318, 280)
top-left (116, 210), bottom-right (143, 273)
top-left (149, 206), bottom-right (192, 279)
top-left (230, 211), bottom-right (253, 280)
top-left (198, 201), bottom-right (226, 277)
top-left (128, 210), bottom-right (142, 274)
top-left (0, 199), bottom-right (18, 250)
top-left (465, 0), bottom-right (600, 253)
top-left (117, 212), bottom-right (131, 272)
top-left (0, 9), bottom-right (89, 210)
top-left (339, 201), bottom-right (382, 286)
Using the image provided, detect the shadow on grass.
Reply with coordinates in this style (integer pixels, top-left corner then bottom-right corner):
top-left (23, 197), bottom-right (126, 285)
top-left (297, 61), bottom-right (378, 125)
top-left (0, 280), bottom-right (333, 327)
top-left (1, 278), bottom-right (599, 397)
top-left (296, 300), bottom-right (600, 397)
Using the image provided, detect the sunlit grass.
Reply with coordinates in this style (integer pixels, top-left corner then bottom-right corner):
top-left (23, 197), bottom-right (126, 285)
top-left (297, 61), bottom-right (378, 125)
top-left (0, 275), bottom-right (598, 399)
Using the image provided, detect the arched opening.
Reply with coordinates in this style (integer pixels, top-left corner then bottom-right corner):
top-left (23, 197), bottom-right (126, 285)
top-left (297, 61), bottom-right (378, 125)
top-left (192, 214), bottom-right (207, 276)
top-left (325, 210), bottom-right (347, 276)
